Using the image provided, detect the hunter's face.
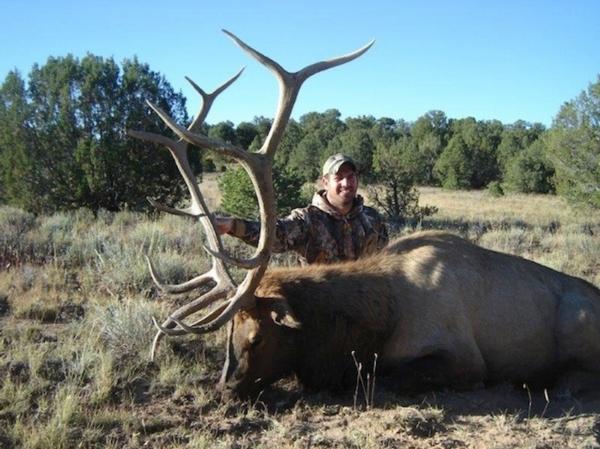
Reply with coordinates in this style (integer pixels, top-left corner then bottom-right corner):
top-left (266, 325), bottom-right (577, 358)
top-left (323, 163), bottom-right (358, 212)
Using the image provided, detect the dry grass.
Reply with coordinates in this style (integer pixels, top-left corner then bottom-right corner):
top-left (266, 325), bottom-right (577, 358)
top-left (419, 187), bottom-right (574, 226)
top-left (1, 188), bottom-right (600, 448)
top-left (417, 187), bottom-right (600, 286)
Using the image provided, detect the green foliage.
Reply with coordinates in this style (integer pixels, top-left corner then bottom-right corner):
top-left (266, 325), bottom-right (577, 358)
top-left (203, 121), bottom-right (238, 171)
top-left (497, 120), bottom-right (546, 175)
top-left (412, 111), bottom-right (449, 143)
top-left (487, 180), bottom-right (504, 197)
top-left (503, 140), bottom-right (555, 194)
top-left (434, 134), bottom-right (473, 189)
top-left (546, 75), bottom-right (600, 208)
top-left (275, 119), bottom-right (304, 167)
top-left (0, 55), bottom-right (190, 213)
top-left (208, 120), bottom-right (236, 143)
top-left (434, 118), bottom-right (502, 189)
top-left (288, 134), bottom-right (324, 182)
top-left (370, 139), bottom-right (437, 227)
top-left (326, 127), bottom-right (375, 179)
top-left (218, 167), bottom-right (259, 220)
top-left (370, 117), bottom-right (401, 146)
top-left (0, 71), bottom-right (35, 206)
top-left (289, 110), bottom-right (346, 182)
top-left (273, 166), bottom-right (309, 214)
top-left (243, 116), bottom-right (273, 153)
top-left (218, 165), bottom-right (307, 220)
top-left (412, 111), bottom-right (449, 185)
top-left (235, 121), bottom-right (259, 148)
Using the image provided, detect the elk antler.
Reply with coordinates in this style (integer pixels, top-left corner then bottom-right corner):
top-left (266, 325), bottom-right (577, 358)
top-left (128, 30), bottom-right (374, 360)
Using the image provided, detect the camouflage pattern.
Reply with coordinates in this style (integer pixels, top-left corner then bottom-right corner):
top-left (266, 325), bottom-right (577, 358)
top-left (228, 190), bottom-right (389, 264)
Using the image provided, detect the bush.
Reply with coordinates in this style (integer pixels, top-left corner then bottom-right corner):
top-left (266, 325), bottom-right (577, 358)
top-left (503, 140), bottom-right (555, 194)
top-left (487, 181), bottom-right (504, 197)
top-left (218, 165), bottom-right (307, 219)
top-left (92, 298), bottom-right (164, 357)
top-left (0, 206), bottom-right (36, 265)
top-left (434, 135), bottom-right (474, 190)
top-left (0, 57), bottom-right (190, 213)
top-left (371, 140), bottom-right (438, 228)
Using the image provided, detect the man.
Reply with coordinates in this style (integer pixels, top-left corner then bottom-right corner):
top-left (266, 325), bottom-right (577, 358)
top-left (215, 153), bottom-right (388, 264)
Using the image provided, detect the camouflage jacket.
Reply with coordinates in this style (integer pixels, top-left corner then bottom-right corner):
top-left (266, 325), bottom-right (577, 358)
top-left (228, 191), bottom-right (389, 264)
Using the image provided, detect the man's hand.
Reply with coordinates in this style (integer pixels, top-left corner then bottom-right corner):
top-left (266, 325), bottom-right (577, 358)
top-left (214, 217), bottom-right (234, 235)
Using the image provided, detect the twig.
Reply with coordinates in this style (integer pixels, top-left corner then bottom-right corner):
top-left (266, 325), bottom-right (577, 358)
top-left (370, 353), bottom-right (378, 407)
top-left (541, 388), bottom-right (550, 418)
top-left (352, 350), bottom-right (378, 409)
top-left (523, 383), bottom-right (532, 419)
top-left (352, 351), bottom-right (360, 410)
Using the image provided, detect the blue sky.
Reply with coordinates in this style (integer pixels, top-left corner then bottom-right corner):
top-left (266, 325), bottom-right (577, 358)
top-left (1, 0), bottom-right (598, 126)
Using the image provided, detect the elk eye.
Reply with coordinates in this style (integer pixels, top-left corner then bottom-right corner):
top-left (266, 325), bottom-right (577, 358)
top-left (248, 333), bottom-right (262, 347)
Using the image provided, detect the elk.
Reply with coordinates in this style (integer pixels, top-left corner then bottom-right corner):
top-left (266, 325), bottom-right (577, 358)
top-left (129, 31), bottom-right (600, 398)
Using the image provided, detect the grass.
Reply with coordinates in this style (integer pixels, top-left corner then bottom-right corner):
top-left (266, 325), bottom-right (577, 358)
top-left (416, 187), bottom-right (600, 286)
top-left (1, 187), bottom-right (600, 448)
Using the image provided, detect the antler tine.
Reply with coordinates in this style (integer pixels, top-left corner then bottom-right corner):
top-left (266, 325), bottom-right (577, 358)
top-left (150, 288), bottom-right (231, 360)
top-left (130, 113), bottom-right (232, 297)
top-left (170, 71), bottom-right (246, 261)
top-left (137, 71), bottom-right (248, 252)
top-left (298, 40), bottom-right (375, 82)
top-left (202, 244), bottom-right (269, 270)
top-left (128, 111), bottom-right (206, 219)
top-left (222, 30), bottom-right (286, 78)
top-left (146, 100), bottom-right (249, 160)
top-left (146, 255), bottom-right (215, 294)
top-left (186, 67), bottom-right (245, 132)
top-left (127, 129), bottom-right (178, 149)
top-left (221, 30), bottom-right (375, 161)
top-left (150, 298), bottom-right (230, 360)
top-left (147, 197), bottom-right (205, 219)
top-left (153, 287), bottom-right (231, 337)
top-left (160, 274), bottom-right (258, 336)
top-left (153, 298), bottom-right (229, 336)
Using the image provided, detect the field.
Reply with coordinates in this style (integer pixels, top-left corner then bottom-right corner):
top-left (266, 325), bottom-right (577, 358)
top-left (1, 187), bottom-right (600, 449)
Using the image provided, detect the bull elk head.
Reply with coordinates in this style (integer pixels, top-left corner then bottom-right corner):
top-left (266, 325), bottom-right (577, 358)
top-left (128, 30), bottom-right (373, 361)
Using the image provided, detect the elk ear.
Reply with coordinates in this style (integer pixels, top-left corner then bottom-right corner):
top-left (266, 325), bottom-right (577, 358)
top-left (269, 301), bottom-right (302, 329)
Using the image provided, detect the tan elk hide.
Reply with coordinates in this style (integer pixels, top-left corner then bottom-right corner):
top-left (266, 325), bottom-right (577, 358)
top-left (220, 231), bottom-right (600, 396)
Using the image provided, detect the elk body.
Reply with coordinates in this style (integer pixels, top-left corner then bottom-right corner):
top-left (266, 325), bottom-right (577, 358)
top-left (220, 231), bottom-right (600, 396)
top-left (129, 31), bottom-right (600, 399)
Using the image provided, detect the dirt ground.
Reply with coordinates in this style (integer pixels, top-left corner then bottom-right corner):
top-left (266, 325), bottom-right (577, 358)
top-left (124, 374), bottom-right (600, 449)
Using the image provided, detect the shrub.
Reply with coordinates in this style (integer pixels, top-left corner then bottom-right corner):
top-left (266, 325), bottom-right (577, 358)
top-left (92, 299), bottom-right (161, 357)
top-left (0, 206), bottom-right (36, 265)
top-left (487, 181), bottom-right (504, 197)
top-left (503, 140), bottom-right (555, 194)
top-left (218, 165), bottom-right (307, 219)
top-left (371, 140), bottom-right (438, 228)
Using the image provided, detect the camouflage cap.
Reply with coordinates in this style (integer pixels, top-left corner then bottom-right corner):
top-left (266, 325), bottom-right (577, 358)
top-left (322, 153), bottom-right (357, 176)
